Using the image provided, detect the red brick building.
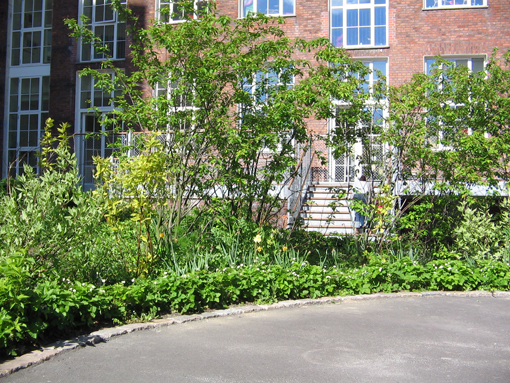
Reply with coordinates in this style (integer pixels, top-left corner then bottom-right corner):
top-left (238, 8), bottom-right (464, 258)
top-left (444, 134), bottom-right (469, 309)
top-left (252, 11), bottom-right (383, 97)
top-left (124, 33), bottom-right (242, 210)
top-left (0, 0), bottom-right (507, 229)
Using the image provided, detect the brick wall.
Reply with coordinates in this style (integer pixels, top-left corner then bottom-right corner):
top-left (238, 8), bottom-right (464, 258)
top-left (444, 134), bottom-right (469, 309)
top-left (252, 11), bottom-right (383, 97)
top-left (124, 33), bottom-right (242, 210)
top-left (0, 0), bottom-right (7, 176)
top-left (49, 0), bottom-right (80, 132)
top-left (352, 0), bottom-right (510, 86)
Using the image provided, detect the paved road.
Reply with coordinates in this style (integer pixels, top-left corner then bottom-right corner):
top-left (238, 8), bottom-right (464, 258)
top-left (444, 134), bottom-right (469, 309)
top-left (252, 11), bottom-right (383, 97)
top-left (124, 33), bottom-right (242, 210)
top-left (3, 295), bottom-right (510, 383)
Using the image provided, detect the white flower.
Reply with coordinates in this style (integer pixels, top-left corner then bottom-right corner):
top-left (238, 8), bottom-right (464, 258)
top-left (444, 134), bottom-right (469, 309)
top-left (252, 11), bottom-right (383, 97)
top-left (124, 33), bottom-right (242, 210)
top-left (102, 279), bottom-right (106, 283)
top-left (326, 276), bottom-right (332, 279)
top-left (131, 278), bottom-right (135, 283)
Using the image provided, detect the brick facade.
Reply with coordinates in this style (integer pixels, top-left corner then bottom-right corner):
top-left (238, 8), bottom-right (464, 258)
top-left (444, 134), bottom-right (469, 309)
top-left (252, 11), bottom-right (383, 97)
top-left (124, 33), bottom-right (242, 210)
top-left (1, 0), bottom-right (509, 177)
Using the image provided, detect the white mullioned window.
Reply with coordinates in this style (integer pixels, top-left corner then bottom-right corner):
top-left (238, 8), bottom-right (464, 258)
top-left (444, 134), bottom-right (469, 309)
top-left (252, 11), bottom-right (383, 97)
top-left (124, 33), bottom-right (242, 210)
top-left (157, 0), bottom-right (207, 22)
top-left (425, 56), bottom-right (485, 76)
top-left (7, 76), bottom-right (50, 176)
top-left (424, 0), bottom-right (487, 9)
top-left (241, 0), bottom-right (296, 17)
top-left (330, 59), bottom-right (388, 182)
top-left (80, 0), bottom-right (126, 61)
top-left (240, 69), bottom-right (294, 153)
top-left (424, 56), bottom-right (486, 147)
top-left (10, 0), bottom-right (53, 66)
top-left (77, 73), bottom-right (121, 190)
top-left (330, 0), bottom-right (388, 49)
top-left (154, 80), bottom-right (199, 133)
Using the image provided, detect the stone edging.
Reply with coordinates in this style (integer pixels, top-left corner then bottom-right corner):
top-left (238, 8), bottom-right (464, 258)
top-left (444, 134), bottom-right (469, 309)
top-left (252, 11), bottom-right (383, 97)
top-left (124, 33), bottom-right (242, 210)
top-left (1, 290), bottom-right (509, 378)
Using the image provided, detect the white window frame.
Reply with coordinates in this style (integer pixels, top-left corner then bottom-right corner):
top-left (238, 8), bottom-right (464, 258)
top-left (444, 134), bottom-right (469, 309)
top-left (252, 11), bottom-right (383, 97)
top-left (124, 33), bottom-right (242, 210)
top-left (330, 58), bottom-right (388, 182)
top-left (423, 55), bottom-right (487, 149)
top-left (330, 0), bottom-right (388, 49)
top-left (154, 80), bottom-right (200, 133)
top-left (157, 0), bottom-right (207, 23)
top-left (240, 69), bottom-right (294, 153)
top-left (6, 75), bottom-right (50, 176)
top-left (76, 71), bottom-right (121, 190)
top-left (423, 0), bottom-right (487, 10)
top-left (240, 0), bottom-right (296, 18)
top-left (79, 0), bottom-right (126, 62)
top-left (10, 0), bottom-right (53, 66)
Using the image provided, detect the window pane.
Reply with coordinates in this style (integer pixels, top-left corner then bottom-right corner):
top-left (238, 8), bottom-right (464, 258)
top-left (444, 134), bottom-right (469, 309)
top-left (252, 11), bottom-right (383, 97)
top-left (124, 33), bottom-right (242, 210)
top-left (269, 0), bottom-right (279, 14)
top-left (374, 26), bottom-right (385, 45)
top-left (360, 27), bottom-right (370, 45)
top-left (332, 0), bottom-right (343, 5)
top-left (375, 6), bottom-right (385, 26)
top-left (332, 8), bottom-right (343, 28)
top-left (283, 0), bottom-right (294, 14)
top-left (373, 60), bottom-right (386, 79)
top-left (332, 28), bottom-right (343, 47)
top-left (472, 58), bottom-right (484, 73)
top-left (243, 0), bottom-right (254, 16)
top-left (347, 28), bottom-right (358, 45)
top-left (359, 8), bottom-right (370, 26)
top-left (347, 9), bottom-right (358, 27)
top-left (259, 0), bottom-right (268, 14)
top-left (13, 14), bottom-right (22, 30)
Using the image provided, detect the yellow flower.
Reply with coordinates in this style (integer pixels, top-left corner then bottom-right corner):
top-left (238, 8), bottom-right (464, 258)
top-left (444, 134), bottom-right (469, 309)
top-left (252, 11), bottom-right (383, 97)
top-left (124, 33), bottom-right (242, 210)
top-left (159, 233), bottom-right (164, 238)
top-left (282, 246), bottom-right (288, 251)
top-left (257, 246), bottom-right (263, 252)
top-left (254, 234), bottom-right (262, 243)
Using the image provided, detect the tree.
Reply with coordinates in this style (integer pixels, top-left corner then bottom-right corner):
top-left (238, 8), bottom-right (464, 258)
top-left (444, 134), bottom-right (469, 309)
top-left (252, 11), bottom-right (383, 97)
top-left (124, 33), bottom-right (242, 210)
top-left (381, 50), bottom-right (510, 250)
top-left (65, 1), bottom-right (371, 242)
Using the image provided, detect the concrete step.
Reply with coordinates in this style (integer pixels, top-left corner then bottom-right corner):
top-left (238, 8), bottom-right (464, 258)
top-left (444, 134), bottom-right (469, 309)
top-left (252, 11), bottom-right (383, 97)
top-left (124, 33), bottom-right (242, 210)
top-left (300, 211), bottom-right (351, 219)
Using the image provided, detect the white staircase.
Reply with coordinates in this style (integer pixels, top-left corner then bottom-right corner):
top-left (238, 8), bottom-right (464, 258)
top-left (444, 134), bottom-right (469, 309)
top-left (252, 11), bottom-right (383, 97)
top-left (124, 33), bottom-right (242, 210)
top-left (299, 184), bottom-right (355, 235)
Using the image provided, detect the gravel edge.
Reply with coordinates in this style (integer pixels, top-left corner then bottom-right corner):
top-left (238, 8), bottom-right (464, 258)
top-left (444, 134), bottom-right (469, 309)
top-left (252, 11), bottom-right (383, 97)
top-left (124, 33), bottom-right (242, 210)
top-left (1, 290), bottom-right (509, 377)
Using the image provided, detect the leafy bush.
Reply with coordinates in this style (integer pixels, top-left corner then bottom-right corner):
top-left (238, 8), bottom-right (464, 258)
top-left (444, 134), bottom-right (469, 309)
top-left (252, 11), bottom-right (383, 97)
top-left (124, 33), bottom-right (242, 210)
top-left (0, 120), bottom-right (135, 283)
top-left (2, 255), bottom-right (509, 358)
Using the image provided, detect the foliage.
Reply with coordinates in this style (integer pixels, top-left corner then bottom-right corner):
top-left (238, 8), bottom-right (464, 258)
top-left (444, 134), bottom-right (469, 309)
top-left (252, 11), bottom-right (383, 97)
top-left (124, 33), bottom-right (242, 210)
top-left (0, 119), bottom-right (133, 283)
top-left (2, 254), bottom-right (509, 358)
top-left (386, 51), bottom-right (510, 190)
top-left (453, 198), bottom-right (510, 262)
top-left (65, 1), bottom-right (370, 252)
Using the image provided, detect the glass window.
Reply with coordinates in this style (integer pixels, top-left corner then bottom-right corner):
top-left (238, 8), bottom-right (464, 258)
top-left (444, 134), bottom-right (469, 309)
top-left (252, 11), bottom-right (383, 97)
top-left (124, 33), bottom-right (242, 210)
top-left (424, 56), bottom-right (485, 148)
top-left (7, 76), bottom-right (50, 176)
top-left (157, 0), bottom-right (207, 22)
top-left (331, 0), bottom-right (387, 49)
top-left (241, 0), bottom-right (295, 17)
top-left (425, 56), bottom-right (485, 75)
top-left (424, 0), bottom-right (487, 9)
top-left (77, 73), bottom-right (121, 190)
top-left (80, 0), bottom-right (126, 61)
top-left (10, 0), bottom-right (53, 66)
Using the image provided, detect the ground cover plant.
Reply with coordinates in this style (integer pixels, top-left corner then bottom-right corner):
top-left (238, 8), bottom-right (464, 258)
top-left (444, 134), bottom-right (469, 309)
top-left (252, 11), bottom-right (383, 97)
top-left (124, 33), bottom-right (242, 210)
top-left (2, 1), bottom-right (510, 361)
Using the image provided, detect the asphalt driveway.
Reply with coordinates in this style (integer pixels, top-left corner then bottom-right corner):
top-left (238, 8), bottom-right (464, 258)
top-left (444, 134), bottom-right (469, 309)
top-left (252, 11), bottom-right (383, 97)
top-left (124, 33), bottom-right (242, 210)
top-left (2, 294), bottom-right (510, 383)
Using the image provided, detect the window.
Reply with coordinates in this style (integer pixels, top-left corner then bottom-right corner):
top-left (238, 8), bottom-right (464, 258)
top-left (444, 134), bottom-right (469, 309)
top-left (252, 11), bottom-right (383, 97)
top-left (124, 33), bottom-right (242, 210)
top-left (77, 73), bottom-right (121, 190)
top-left (330, 59), bottom-right (388, 182)
top-left (358, 59), bottom-right (387, 97)
top-left (425, 56), bottom-right (485, 75)
top-left (331, 0), bottom-right (387, 49)
top-left (424, 56), bottom-right (486, 147)
top-left (424, 0), bottom-right (486, 9)
top-left (241, 0), bottom-right (295, 17)
top-left (157, 0), bottom-right (207, 22)
top-left (242, 69), bottom-right (294, 103)
top-left (154, 80), bottom-right (198, 131)
top-left (7, 76), bottom-right (50, 175)
top-left (11, 0), bottom-right (53, 65)
top-left (80, 0), bottom-right (126, 61)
